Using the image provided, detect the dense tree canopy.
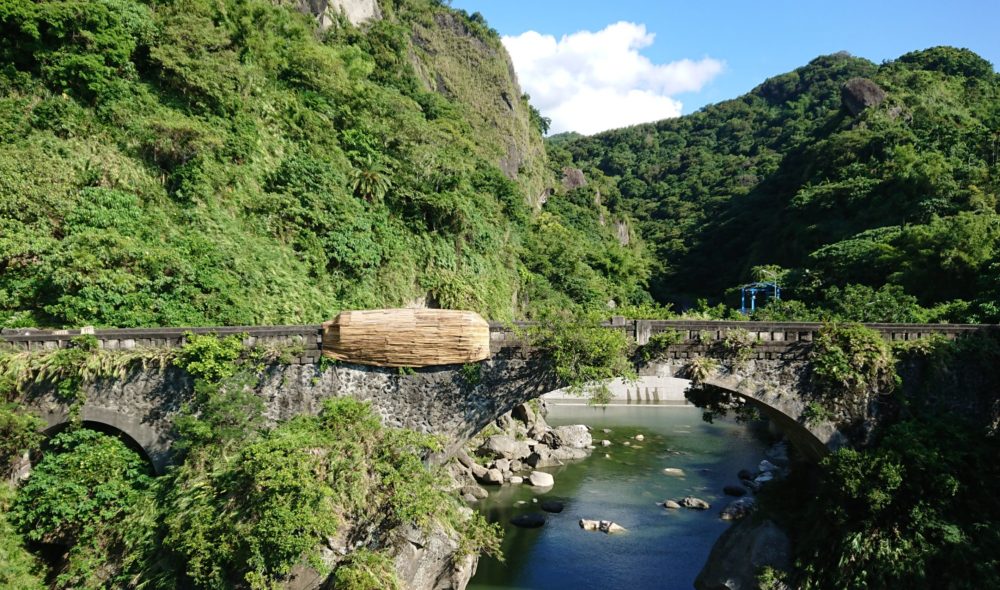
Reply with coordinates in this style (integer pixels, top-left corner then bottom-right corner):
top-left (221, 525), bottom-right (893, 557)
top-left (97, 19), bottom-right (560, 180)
top-left (557, 47), bottom-right (1000, 322)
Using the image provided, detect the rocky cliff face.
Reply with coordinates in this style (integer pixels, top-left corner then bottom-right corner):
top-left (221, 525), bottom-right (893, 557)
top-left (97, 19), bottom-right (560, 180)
top-left (294, 0), bottom-right (381, 28)
top-left (695, 517), bottom-right (792, 590)
top-left (406, 9), bottom-right (552, 206)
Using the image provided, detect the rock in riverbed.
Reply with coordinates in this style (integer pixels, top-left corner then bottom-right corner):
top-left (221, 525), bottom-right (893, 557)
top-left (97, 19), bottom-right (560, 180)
top-left (579, 519), bottom-right (626, 534)
top-left (720, 497), bottom-right (756, 521)
top-left (510, 513), bottom-right (546, 528)
top-left (540, 500), bottom-right (564, 513)
top-left (528, 471), bottom-right (554, 487)
top-left (679, 496), bottom-right (711, 510)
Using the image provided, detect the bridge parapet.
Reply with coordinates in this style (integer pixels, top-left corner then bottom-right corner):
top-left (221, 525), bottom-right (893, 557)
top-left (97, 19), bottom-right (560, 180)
top-left (0, 325), bottom-right (325, 364)
top-left (2, 320), bottom-right (991, 362)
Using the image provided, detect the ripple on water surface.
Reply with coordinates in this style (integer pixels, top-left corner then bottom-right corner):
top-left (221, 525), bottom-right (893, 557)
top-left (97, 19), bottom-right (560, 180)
top-left (467, 403), bottom-right (770, 590)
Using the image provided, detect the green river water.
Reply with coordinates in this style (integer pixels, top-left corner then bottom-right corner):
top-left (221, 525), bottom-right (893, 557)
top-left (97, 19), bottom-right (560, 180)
top-left (467, 403), bottom-right (771, 590)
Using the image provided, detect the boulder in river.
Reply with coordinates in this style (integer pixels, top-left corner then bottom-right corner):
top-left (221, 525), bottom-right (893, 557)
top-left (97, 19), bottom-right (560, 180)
top-left (695, 518), bottom-right (791, 590)
top-left (478, 435), bottom-right (530, 460)
top-left (754, 471), bottom-right (775, 484)
top-left (679, 497), bottom-right (711, 510)
top-left (510, 513), bottom-right (546, 528)
top-left (528, 471), bottom-right (554, 487)
top-left (548, 424), bottom-right (592, 449)
top-left (509, 476), bottom-right (524, 484)
top-left (663, 468), bottom-right (686, 477)
top-left (540, 500), bottom-right (564, 513)
top-left (720, 497), bottom-right (757, 521)
top-left (599, 520), bottom-right (627, 534)
top-left (663, 500), bottom-right (682, 509)
top-left (758, 459), bottom-right (778, 473)
top-left (461, 485), bottom-right (489, 500)
top-left (579, 519), bottom-right (600, 531)
top-left (482, 468), bottom-right (503, 485)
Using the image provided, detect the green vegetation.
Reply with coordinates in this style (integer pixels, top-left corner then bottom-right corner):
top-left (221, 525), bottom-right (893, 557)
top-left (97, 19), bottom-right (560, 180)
top-left (528, 310), bottom-right (636, 404)
top-left (0, 0), bottom-right (651, 329)
top-left (558, 47), bottom-right (1000, 322)
top-left (0, 403), bottom-right (43, 473)
top-left (766, 419), bottom-right (1000, 589)
top-left (11, 428), bottom-right (157, 589)
top-left (0, 484), bottom-right (45, 590)
top-left (0, 334), bottom-right (501, 589)
top-left (809, 323), bottom-right (899, 423)
top-left (636, 328), bottom-right (684, 362)
top-left (460, 362), bottom-right (482, 385)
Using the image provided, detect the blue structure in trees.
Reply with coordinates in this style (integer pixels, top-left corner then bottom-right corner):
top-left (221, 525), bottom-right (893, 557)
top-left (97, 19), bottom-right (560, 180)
top-left (740, 282), bottom-right (781, 314)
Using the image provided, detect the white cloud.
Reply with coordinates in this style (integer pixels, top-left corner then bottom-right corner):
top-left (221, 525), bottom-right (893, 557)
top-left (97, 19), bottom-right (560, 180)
top-left (502, 22), bottom-right (724, 135)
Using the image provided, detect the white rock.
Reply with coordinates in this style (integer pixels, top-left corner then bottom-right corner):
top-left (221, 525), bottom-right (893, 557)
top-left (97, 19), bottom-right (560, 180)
top-left (601, 439), bottom-right (612, 447)
top-left (509, 476), bottom-right (524, 484)
top-left (551, 425), bottom-right (592, 449)
top-left (599, 520), bottom-right (627, 534)
top-left (634, 434), bottom-right (645, 441)
top-left (758, 459), bottom-right (778, 473)
top-left (663, 468), bottom-right (686, 477)
top-left (483, 468), bottom-right (503, 485)
top-left (528, 471), bottom-right (554, 487)
top-left (579, 519), bottom-right (600, 531)
top-left (679, 496), bottom-right (711, 510)
top-left (664, 500), bottom-right (682, 509)
top-left (754, 471), bottom-right (775, 484)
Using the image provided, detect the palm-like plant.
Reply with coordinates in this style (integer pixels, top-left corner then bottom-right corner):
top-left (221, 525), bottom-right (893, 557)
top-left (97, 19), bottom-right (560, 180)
top-left (351, 157), bottom-right (392, 202)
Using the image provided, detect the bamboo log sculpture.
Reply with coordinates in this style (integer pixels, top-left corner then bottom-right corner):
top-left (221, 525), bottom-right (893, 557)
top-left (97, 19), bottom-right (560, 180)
top-left (321, 309), bottom-right (491, 367)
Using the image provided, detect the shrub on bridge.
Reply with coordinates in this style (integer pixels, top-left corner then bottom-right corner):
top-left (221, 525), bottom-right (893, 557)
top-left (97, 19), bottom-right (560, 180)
top-left (809, 323), bottom-right (899, 423)
top-left (636, 329), bottom-right (684, 362)
top-left (529, 310), bottom-right (635, 404)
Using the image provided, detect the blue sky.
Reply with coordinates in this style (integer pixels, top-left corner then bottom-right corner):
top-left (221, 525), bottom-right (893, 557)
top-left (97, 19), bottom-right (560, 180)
top-left (450, 0), bottom-right (1000, 134)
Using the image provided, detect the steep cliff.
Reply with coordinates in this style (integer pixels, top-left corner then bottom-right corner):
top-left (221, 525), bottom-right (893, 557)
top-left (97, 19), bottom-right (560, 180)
top-left (0, 0), bottom-right (598, 329)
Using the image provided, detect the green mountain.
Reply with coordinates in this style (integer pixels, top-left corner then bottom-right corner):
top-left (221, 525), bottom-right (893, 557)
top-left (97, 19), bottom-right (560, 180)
top-left (554, 47), bottom-right (1000, 321)
top-left (0, 0), bottom-right (646, 328)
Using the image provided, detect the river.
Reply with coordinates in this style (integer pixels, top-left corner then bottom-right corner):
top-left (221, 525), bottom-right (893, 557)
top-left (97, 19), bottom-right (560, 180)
top-left (467, 402), bottom-right (771, 590)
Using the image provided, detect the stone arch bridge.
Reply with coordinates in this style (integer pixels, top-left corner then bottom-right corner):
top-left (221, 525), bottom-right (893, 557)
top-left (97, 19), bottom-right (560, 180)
top-left (1, 320), bottom-right (988, 472)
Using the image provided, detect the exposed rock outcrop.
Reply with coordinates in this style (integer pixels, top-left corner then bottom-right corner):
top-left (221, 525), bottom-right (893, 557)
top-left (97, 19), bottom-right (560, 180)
top-left (294, 0), bottom-right (381, 29)
top-left (695, 518), bottom-right (792, 590)
top-left (393, 522), bottom-right (479, 590)
top-left (841, 77), bottom-right (887, 115)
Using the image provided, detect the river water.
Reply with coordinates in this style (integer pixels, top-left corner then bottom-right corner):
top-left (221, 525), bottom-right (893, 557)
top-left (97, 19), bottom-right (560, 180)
top-left (467, 403), bottom-right (770, 590)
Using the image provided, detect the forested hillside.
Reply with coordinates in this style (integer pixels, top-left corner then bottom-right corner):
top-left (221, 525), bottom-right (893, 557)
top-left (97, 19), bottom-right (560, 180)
top-left (555, 47), bottom-right (1000, 322)
top-left (0, 0), bottom-right (648, 329)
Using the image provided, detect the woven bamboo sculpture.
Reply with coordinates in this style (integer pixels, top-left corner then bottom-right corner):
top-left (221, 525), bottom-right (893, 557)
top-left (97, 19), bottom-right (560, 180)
top-left (321, 309), bottom-right (491, 367)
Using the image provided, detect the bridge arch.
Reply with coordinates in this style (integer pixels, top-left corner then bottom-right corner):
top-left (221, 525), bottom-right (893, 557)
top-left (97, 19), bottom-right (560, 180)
top-left (694, 378), bottom-right (829, 461)
top-left (34, 404), bottom-right (171, 474)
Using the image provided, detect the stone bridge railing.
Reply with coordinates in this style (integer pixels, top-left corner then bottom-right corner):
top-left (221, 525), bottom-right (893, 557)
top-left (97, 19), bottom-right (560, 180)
top-left (0, 319), bottom-right (989, 359)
